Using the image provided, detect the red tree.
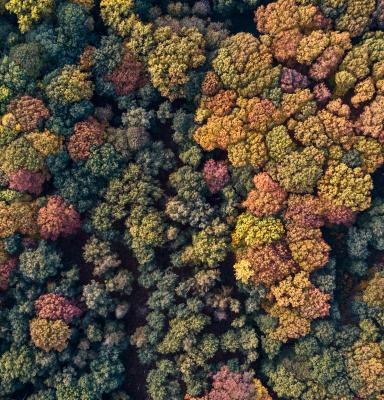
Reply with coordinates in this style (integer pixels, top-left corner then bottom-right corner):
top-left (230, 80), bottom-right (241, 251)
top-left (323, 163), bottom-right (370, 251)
top-left (67, 117), bottom-right (104, 161)
top-left (8, 169), bottom-right (46, 195)
top-left (7, 96), bottom-right (50, 132)
top-left (203, 159), bottom-right (230, 194)
top-left (35, 293), bottom-right (83, 323)
top-left (37, 195), bottom-right (81, 240)
top-left (208, 366), bottom-right (256, 400)
top-left (323, 201), bottom-right (356, 226)
top-left (243, 173), bottom-right (287, 217)
top-left (0, 258), bottom-right (17, 291)
top-left (106, 51), bottom-right (147, 96)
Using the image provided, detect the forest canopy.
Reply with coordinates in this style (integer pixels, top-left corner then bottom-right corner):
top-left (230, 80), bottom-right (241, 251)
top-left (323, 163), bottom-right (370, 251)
top-left (0, 0), bottom-right (383, 399)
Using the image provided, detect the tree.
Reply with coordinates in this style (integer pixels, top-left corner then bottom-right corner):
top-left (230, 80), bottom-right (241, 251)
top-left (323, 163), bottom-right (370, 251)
top-left (208, 366), bottom-right (256, 400)
top-left (8, 169), bottom-right (45, 195)
top-left (242, 173), bottom-right (287, 217)
top-left (7, 96), bottom-right (49, 131)
top-left (19, 240), bottom-right (62, 282)
top-left (46, 65), bottom-right (94, 105)
top-left (202, 159), bottom-right (230, 194)
top-left (67, 117), bottom-right (105, 161)
top-left (5, 0), bottom-right (54, 33)
top-left (37, 195), bottom-right (81, 240)
top-left (30, 318), bottom-right (71, 352)
top-left (212, 32), bottom-right (280, 97)
top-left (0, 258), bottom-right (17, 290)
top-left (106, 51), bottom-right (147, 96)
top-left (148, 27), bottom-right (206, 100)
top-left (234, 242), bottom-right (297, 286)
top-left (100, 0), bottom-right (143, 37)
top-left (232, 213), bottom-right (285, 249)
top-left (318, 163), bottom-right (373, 212)
top-left (35, 293), bottom-right (82, 323)
top-left (0, 345), bottom-right (37, 396)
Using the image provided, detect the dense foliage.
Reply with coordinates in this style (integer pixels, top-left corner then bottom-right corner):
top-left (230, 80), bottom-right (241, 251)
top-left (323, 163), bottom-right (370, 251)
top-left (0, 0), bottom-right (383, 399)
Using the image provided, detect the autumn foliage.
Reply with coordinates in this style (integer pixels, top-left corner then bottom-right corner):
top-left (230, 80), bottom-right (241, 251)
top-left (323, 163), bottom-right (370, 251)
top-left (35, 293), bottom-right (83, 323)
top-left (193, 0), bottom-right (384, 342)
top-left (37, 195), bottom-right (81, 240)
top-left (1, 0), bottom-right (384, 399)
